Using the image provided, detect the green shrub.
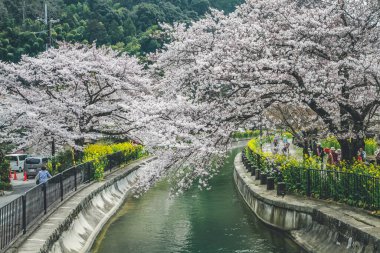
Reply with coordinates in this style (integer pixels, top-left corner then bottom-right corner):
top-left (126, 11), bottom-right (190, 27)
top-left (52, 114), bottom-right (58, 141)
top-left (83, 141), bottom-right (145, 180)
top-left (231, 129), bottom-right (260, 139)
top-left (47, 149), bottom-right (76, 175)
top-left (0, 181), bottom-right (12, 191)
top-left (0, 158), bottom-right (10, 184)
top-left (321, 135), bottom-right (341, 149)
top-left (282, 132), bottom-right (293, 139)
top-left (365, 138), bottom-right (377, 155)
top-left (246, 136), bottom-right (380, 210)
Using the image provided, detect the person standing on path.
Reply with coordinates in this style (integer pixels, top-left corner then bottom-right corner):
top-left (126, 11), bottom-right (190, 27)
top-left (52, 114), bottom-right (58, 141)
top-left (315, 143), bottom-right (324, 161)
top-left (358, 147), bottom-right (366, 162)
top-left (327, 147), bottom-right (338, 165)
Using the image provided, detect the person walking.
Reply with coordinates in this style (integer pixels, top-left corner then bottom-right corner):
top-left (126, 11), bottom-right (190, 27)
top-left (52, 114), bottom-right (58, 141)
top-left (336, 149), bottom-right (342, 164)
top-left (282, 142), bottom-right (290, 156)
top-left (327, 147), bottom-right (338, 165)
top-left (315, 142), bottom-right (324, 161)
top-left (35, 166), bottom-right (52, 185)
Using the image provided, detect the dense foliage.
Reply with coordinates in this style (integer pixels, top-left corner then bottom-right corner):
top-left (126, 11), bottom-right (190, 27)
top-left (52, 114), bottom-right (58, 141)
top-left (1, 43), bottom-right (148, 153)
top-left (0, 0), bottom-right (243, 62)
top-left (0, 158), bottom-right (11, 190)
top-left (321, 136), bottom-right (378, 156)
top-left (47, 141), bottom-right (145, 179)
top-left (245, 137), bottom-right (380, 209)
top-left (83, 141), bottom-right (144, 179)
top-left (155, 0), bottom-right (380, 161)
top-left (1, 0), bottom-right (379, 193)
top-left (231, 129), bottom-right (260, 139)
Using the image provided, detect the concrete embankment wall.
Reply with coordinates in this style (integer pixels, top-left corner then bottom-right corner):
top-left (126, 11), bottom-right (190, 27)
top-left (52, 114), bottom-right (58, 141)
top-left (38, 158), bottom-right (155, 253)
top-left (233, 153), bottom-right (380, 253)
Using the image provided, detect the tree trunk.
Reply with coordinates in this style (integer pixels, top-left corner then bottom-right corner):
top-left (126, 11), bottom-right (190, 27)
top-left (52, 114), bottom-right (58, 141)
top-left (338, 138), bottom-right (365, 162)
top-left (74, 138), bottom-right (85, 162)
top-left (303, 138), bottom-right (309, 157)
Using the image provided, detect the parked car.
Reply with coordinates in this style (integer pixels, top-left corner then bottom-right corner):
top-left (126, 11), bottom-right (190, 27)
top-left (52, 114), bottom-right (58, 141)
top-left (5, 154), bottom-right (28, 172)
top-left (24, 157), bottom-right (49, 178)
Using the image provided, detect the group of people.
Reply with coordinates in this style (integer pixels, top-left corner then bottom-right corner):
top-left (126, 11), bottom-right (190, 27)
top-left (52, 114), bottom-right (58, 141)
top-left (271, 134), bottom-right (380, 166)
top-left (315, 143), bottom-right (369, 166)
top-left (314, 143), bottom-right (340, 165)
top-left (273, 135), bottom-right (290, 156)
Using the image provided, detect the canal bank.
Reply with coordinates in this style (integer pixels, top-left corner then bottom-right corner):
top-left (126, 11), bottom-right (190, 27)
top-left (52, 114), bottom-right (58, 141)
top-left (92, 148), bottom-right (304, 253)
top-left (234, 152), bottom-right (380, 253)
top-left (8, 157), bottom-right (156, 253)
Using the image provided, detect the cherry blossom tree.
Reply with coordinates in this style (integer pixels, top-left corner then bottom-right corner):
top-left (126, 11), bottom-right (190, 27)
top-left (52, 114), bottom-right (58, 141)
top-left (3, 43), bottom-right (150, 153)
top-left (0, 43), bottom-right (234, 191)
top-left (154, 0), bottom-right (380, 161)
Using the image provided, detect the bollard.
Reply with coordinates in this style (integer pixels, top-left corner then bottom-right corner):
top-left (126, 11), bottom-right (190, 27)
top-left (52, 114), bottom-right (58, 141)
top-left (267, 177), bottom-right (275, 190)
top-left (250, 165), bottom-right (256, 176)
top-left (255, 169), bottom-right (261, 180)
top-left (260, 173), bottom-right (267, 185)
top-left (242, 156), bottom-right (248, 167)
top-left (245, 160), bottom-right (250, 171)
top-left (277, 182), bottom-right (286, 196)
top-left (247, 162), bottom-right (253, 172)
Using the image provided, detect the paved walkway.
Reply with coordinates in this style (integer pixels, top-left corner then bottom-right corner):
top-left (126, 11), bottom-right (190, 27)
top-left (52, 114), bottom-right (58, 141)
top-left (10, 157), bottom-right (154, 253)
top-left (262, 139), bottom-right (299, 158)
top-left (1, 172), bottom-right (36, 208)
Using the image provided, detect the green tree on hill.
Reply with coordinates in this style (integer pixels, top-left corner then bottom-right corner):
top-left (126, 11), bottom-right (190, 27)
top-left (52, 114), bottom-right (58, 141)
top-left (0, 0), bottom-right (244, 62)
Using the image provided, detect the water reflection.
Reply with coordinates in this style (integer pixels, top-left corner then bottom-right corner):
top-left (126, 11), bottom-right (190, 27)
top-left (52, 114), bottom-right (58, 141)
top-left (92, 149), bottom-right (304, 253)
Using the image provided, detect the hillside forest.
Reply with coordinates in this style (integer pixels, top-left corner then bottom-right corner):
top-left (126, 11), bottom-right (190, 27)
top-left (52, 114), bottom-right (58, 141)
top-left (0, 0), bottom-right (243, 62)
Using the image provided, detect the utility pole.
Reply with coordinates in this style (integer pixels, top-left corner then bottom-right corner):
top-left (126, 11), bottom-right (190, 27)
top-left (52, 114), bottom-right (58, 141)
top-left (22, 0), bottom-right (26, 24)
top-left (38, 1), bottom-right (59, 50)
top-left (44, 1), bottom-right (48, 50)
top-left (44, 1), bottom-right (48, 25)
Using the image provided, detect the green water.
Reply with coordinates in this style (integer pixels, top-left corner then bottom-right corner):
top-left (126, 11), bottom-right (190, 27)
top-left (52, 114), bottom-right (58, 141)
top-left (92, 149), bottom-right (304, 253)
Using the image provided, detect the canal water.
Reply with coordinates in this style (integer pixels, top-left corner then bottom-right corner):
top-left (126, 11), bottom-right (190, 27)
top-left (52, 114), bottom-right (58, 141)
top-left (92, 148), bottom-right (304, 253)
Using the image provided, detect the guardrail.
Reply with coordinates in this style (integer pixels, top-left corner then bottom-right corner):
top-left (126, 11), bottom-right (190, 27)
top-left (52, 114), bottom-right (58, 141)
top-left (0, 151), bottom-right (136, 251)
top-left (243, 147), bottom-right (380, 210)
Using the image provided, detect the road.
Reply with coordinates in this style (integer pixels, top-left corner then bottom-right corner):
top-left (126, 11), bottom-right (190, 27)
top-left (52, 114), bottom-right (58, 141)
top-left (0, 172), bottom-right (36, 208)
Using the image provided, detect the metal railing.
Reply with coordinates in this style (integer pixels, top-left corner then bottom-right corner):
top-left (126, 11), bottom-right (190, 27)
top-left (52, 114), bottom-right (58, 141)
top-left (244, 148), bottom-right (380, 210)
top-left (0, 151), bottom-right (136, 251)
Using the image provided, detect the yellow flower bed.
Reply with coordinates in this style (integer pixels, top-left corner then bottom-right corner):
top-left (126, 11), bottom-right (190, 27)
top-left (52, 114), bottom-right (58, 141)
top-left (247, 137), bottom-right (380, 177)
top-left (83, 141), bottom-right (144, 180)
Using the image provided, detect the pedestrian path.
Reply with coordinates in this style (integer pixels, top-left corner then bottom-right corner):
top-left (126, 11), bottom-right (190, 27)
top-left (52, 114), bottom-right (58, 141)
top-left (10, 157), bottom-right (154, 253)
top-left (262, 139), bottom-right (300, 159)
top-left (0, 172), bottom-right (35, 208)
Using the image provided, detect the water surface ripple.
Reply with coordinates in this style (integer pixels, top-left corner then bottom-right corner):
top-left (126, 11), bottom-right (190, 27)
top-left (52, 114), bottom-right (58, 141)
top-left (92, 149), bottom-right (304, 253)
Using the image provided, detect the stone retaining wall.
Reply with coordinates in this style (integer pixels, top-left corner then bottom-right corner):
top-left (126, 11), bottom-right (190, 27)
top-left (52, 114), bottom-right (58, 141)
top-left (234, 152), bottom-right (380, 253)
top-left (47, 167), bottom-right (141, 253)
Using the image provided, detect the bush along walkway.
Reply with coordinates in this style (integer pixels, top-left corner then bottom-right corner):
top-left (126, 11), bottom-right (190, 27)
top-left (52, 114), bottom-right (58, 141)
top-left (244, 138), bottom-right (380, 213)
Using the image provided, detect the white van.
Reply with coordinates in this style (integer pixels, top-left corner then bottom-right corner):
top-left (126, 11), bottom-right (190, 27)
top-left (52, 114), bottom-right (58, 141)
top-left (5, 154), bottom-right (28, 172)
